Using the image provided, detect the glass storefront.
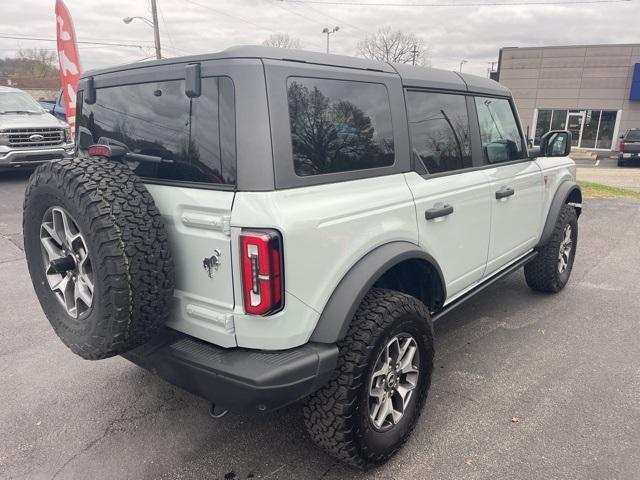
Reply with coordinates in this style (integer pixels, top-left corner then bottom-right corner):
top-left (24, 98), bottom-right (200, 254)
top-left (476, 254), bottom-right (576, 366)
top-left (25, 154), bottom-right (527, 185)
top-left (534, 109), bottom-right (618, 149)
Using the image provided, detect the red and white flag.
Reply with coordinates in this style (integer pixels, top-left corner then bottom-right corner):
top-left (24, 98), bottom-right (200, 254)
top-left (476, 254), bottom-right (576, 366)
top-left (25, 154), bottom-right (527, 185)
top-left (55, 0), bottom-right (81, 133)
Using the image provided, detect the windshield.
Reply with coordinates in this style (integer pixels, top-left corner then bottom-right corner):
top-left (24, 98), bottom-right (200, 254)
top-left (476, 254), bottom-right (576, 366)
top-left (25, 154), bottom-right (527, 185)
top-left (0, 91), bottom-right (43, 114)
top-left (626, 130), bottom-right (640, 141)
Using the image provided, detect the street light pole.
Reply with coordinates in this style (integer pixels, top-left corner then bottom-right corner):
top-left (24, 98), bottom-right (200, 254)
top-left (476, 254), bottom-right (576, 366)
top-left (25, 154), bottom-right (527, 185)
top-left (459, 59), bottom-right (468, 72)
top-left (123, 0), bottom-right (162, 60)
top-left (150, 0), bottom-right (162, 60)
top-left (322, 26), bottom-right (339, 54)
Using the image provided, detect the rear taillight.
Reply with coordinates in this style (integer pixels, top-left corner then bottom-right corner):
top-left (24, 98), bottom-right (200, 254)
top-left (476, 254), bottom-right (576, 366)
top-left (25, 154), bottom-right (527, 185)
top-left (88, 144), bottom-right (112, 157)
top-left (239, 229), bottom-right (284, 316)
top-left (619, 142), bottom-right (625, 153)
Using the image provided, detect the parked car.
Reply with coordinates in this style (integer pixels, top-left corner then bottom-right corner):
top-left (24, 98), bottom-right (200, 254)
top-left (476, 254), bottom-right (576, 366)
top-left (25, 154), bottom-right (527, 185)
top-left (22, 46), bottom-right (581, 469)
top-left (0, 86), bottom-right (74, 171)
top-left (618, 128), bottom-right (640, 166)
top-left (38, 98), bottom-right (56, 112)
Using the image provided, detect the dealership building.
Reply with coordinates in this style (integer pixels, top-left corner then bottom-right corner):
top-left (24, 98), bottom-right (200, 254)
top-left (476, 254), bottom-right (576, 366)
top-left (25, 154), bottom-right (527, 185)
top-left (495, 44), bottom-right (640, 151)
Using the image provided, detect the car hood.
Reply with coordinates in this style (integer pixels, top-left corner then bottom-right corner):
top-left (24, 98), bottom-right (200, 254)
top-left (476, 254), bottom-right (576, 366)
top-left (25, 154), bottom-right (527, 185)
top-left (0, 112), bottom-right (66, 130)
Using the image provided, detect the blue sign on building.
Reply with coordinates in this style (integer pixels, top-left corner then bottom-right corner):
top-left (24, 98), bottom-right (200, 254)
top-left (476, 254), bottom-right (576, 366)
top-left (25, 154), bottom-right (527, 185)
top-left (631, 63), bottom-right (640, 101)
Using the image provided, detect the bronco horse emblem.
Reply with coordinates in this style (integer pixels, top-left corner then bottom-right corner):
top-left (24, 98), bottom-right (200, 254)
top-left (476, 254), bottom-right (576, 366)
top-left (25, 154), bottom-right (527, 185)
top-left (202, 249), bottom-right (222, 278)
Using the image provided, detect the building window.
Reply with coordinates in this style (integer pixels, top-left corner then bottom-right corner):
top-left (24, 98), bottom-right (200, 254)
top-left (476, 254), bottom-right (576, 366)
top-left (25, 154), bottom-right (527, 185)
top-left (597, 111), bottom-right (617, 149)
top-left (534, 108), bottom-right (618, 150)
top-left (534, 109), bottom-right (552, 144)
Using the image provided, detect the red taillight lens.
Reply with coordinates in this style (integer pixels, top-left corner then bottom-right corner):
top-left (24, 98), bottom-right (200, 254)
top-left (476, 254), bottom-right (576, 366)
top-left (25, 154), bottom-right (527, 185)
top-left (620, 142), bottom-right (625, 153)
top-left (239, 229), bottom-right (284, 316)
top-left (88, 144), bottom-right (112, 157)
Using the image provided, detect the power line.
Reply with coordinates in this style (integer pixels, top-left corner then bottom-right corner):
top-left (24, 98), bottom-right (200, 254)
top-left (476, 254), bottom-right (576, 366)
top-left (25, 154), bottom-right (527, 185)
top-left (0, 34), bottom-right (150, 49)
top-left (295, 2), bottom-right (371, 33)
top-left (281, 0), bottom-right (633, 6)
top-left (182, 0), bottom-right (279, 34)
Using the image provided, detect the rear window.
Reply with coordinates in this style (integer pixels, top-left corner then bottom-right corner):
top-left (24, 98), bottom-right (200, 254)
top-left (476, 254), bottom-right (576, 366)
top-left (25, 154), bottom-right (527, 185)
top-left (286, 77), bottom-right (394, 176)
top-left (77, 77), bottom-right (236, 186)
top-left (626, 130), bottom-right (640, 141)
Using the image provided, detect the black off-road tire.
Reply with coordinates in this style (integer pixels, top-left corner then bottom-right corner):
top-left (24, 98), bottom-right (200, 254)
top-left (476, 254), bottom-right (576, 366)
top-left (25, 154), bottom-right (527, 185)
top-left (23, 158), bottom-right (174, 360)
top-left (303, 288), bottom-right (434, 469)
top-left (524, 204), bottom-right (578, 293)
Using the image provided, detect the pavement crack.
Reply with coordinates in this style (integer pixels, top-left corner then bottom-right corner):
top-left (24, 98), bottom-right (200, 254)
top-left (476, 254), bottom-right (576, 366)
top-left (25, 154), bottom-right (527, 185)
top-left (318, 461), bottom-right (339, 479)
top-left (438, 388), bottom-right (481, 406)
top-left (50, 394), bottom-right (188, 479)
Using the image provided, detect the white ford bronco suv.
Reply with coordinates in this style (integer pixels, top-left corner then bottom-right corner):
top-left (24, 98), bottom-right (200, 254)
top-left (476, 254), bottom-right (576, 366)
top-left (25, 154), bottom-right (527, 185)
top-left (23, 46), bottom-right (581, 468)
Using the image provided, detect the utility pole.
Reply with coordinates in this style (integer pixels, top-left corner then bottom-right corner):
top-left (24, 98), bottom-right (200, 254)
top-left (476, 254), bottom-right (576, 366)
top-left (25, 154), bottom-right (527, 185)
top-left (411, 44), bottom-right (419, 66)
top-left (322, 26), bottom-right (339, 54)
top-left (123, 0), bottom-right (162, 60)
top-left (150, 0), bottom-right (162, 60)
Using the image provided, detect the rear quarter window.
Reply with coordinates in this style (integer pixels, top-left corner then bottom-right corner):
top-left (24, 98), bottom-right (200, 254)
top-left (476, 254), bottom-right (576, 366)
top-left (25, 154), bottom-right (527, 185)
top-left (77, 77), bottom-right (236, 186)
top-left (286, 77), bottom-right (394, 176)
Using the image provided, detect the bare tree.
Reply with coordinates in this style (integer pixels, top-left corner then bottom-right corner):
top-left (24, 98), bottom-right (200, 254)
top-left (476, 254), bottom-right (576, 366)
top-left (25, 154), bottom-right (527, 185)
top-left (263, 33), bottom-right (303, 49)
top-left (15, 48), bottom-right (58, 78)
top-left (357, 28), bottom-right (429, 66)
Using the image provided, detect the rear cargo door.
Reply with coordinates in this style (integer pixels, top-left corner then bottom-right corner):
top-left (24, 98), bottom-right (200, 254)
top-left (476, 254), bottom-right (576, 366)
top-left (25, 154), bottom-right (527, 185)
top-left (146, 185), bottom-right (236, 347)
top-left (76, 66), bottom-right (239, 347)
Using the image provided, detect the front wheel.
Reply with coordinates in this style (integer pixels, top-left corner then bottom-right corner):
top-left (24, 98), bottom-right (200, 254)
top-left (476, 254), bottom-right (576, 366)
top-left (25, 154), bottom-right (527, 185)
top-left (303, 289), bottom-right (434, 469)
top-left (525, 204), bottom-right (578, 293)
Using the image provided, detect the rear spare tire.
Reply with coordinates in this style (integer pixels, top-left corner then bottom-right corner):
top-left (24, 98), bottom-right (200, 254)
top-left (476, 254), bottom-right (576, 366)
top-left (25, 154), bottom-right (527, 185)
top-left (23, 158), bottom-right (174, 359)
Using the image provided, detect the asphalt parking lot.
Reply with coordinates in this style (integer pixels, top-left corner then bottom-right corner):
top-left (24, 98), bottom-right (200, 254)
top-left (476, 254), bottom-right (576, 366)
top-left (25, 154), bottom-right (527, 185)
top-left (574, 154), bottom-right (640, 192)
top-left (1, 170), bottom-right (639, 480)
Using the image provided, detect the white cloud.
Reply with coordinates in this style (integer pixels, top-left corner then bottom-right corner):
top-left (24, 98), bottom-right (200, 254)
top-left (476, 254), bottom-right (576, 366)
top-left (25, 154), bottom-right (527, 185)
top-left (1, 0), bottom-right (639, 77)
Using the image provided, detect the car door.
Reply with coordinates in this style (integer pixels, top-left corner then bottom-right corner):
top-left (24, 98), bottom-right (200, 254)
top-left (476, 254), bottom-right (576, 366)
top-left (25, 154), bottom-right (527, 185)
top-left (404, 90), bottom-right (492, 300)
top-left (473, 96), bottom-right (545, 275)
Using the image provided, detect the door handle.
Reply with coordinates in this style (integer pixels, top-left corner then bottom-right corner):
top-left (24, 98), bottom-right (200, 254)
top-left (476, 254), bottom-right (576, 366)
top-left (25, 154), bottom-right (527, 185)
top-left (495, 187), bottom-right (515, 200)
top-left (425, 204), bottom-right (454, 220)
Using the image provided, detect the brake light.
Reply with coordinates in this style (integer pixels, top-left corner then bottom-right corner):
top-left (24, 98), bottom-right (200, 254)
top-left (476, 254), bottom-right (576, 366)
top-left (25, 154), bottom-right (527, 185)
top-left (239, 229), bottom-right (284, 315)
top-left (88, 144), bottom-right (112, 157)
top-left (620, 142), bottom-right (625, 153)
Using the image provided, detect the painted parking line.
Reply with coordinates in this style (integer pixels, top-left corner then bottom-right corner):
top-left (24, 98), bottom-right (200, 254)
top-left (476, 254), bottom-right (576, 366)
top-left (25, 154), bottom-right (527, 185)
top-left (595, 159), bottom-right (600, 167)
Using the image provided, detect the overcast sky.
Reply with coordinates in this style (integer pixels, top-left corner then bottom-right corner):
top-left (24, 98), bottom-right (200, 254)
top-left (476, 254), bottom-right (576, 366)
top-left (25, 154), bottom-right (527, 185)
top-left (1, 0), bottom-right (639, 77)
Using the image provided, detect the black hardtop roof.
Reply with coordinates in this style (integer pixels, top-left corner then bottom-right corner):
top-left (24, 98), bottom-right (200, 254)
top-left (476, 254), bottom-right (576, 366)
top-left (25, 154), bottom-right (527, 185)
top-left (83, 45), bottom-right (510, 96)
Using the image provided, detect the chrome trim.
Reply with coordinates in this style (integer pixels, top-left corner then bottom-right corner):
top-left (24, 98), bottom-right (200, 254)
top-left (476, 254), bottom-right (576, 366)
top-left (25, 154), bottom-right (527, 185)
top-left (0, 146), bottom-right (74, 165)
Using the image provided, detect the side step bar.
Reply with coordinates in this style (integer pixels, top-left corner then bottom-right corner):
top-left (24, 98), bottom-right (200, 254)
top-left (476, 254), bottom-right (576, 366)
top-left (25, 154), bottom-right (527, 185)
top-left (432, 250), bottom-right (538, 322)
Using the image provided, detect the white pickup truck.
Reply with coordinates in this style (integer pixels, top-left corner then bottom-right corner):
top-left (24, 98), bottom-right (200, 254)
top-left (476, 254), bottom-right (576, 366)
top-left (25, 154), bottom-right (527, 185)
top-left (0, 86), bottom-right (74, 171)
top-left (22, 46), bottom-right (582, 469)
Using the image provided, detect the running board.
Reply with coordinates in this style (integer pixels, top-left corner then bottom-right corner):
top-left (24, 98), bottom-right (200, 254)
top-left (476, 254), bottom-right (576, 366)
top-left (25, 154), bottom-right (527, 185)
top-left (432, 250), bottom-right (538, 322)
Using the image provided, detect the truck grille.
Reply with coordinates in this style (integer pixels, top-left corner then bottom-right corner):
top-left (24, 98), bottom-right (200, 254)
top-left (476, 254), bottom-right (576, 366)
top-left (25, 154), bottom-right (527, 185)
top-left (4, 127), bottom-right (64, 148)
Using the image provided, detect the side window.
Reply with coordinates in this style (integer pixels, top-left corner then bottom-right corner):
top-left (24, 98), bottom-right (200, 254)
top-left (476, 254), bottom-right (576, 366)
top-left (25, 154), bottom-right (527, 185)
top-left (286, 77), bottom-right (394, 176)
top-left (77, 77), bottom-right (236, 186)
top-left (405, 91), bottom-right (472, 174)
top-left (474, 97), bottom-right (525, 164)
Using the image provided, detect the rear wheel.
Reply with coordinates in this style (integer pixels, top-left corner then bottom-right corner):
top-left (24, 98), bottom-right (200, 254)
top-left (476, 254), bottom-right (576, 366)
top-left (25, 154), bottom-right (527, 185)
top-left (303, 288), bottom-right (434, 469)
top-left (525, 204), bottom-right (578, 293)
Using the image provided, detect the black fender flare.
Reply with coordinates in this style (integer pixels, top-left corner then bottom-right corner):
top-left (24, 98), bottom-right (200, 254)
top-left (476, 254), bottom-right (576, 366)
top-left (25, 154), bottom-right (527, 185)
top-left (538, 180), bottom-right (582, 247)
top-left (309, 241), bottom-right (446, 344)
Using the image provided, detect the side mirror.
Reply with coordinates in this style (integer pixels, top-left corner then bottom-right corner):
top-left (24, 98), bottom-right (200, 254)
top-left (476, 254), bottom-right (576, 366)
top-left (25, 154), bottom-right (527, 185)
top-left (540, 130), bottom-right (571, 157)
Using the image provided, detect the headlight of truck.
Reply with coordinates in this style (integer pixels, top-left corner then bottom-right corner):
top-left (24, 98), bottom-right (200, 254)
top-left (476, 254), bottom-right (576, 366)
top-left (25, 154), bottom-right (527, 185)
top-left (63, 127), bottom-right (73, 143)
top-left (0, 132), bottom-right (8, 146)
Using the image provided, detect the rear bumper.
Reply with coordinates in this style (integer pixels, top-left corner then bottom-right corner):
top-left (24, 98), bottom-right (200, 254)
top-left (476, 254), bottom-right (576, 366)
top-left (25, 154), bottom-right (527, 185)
top-left (0, 145), bottom-right (74, 169)
top-left (620, 152), bottom-right (640, 159)
top-left (122, 328), bottom-right (339, 414)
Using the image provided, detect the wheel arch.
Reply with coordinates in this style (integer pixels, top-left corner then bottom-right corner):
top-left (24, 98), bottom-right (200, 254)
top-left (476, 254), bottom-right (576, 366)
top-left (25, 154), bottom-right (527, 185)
top-left (309, 241), bottom-right (446, 344)
top-left (538, 180), bottom-right (582, 247)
